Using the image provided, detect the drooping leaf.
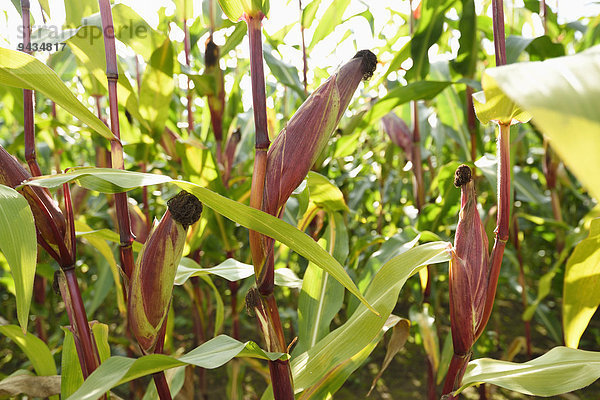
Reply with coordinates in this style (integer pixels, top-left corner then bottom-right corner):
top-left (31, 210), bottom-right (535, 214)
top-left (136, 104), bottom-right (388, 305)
top-left (25, 168), bottom-right (173, 193)
top-left (0, 185), bottom-right (37, 332)
top-left (75, 220), bottom-right (126, 314)
top-left (563, 218), bottom-right (600, 348)
top-left (263, 47), bottom-right (306, 98)
top-left (0, 48), bottom-right (114, 140)
top-left (25, 169), bottom-right (375, 313)
top-left (457, 347), bottom-right (600, 397)
top-left (367, 318), bottom-right (410, 396)
top-left (288, 242), bottom-right (451, 394)
top-left (0, 325), bottom-right (56, 377)
top-left (65, 335), bottom-right (285, 400)
top-left (482, 46), bottom-right (600, 200)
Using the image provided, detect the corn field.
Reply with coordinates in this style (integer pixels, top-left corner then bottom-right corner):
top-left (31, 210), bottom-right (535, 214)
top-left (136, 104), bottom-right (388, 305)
top-left (0, 0), bottom-right (600, 399)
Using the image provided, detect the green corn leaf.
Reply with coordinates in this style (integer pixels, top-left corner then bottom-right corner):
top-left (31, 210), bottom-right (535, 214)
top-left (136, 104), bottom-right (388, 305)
top-left (457, 347), bottom-right (600, 397)
top-left (139, 39), bottom-right (175, 136)
top-left (0, 185), bottom-right (37, 333)
top-left (65, 335), bottom-right (285, 400)
top-left (479, 46), bottom-right (600, 201)
top-left (295, 315), bottom-right (403, 400)
top-left (176, 255), bottom-right (301, 288)
top-left (294, 213), bottom-right (347, 356)
top-left (408, 0), bottom-right (455, 80)
top-left (0, 48), bottom-right (114, 140)
top-left (196, 274), bottom-right (225, 336)
top-left (0, 325), bottom-right (56, 377)
top-left (306, 172), bottom-right (348, 213)
top-left (309, 0), bottom-right (351, 49)
top-left (64, 0), bottom-right (98, 27)
top-left (287, 242), bottom-right (450, 395)
top-left (472, 72), bottom-right (532, 126)
top-left (24, 167), bottom-right (173, 193)
top-left (76, 226), bottom-right (144, 253)
top-left (563, 218), bottom-right (600, 348)
top-left (217, 0), bottom-right (269, 22)
top-left (23, 169), bottom-right (376, 314)
top-left (61, 323), bottom-right (110, 398)
top-left (366, 81), bottom-right (453, 124)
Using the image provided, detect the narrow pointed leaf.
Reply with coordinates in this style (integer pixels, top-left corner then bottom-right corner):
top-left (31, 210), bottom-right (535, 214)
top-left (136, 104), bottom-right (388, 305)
top-left (24, 169), bottom-right (376, 314)
top-left (0, 185), bottom-right (37, 332)
top-left (0, 48), bottom-right (114, 140)
top-left (65, 335), bottom-right (285, 400)
top-left (289, 242), bottom-right (451, 394)
top-left (563, 218), bottom-right (600, 348)
top-left (458, 347), bottom-right (600, 397)
top-left (0, 325), bottom-right (56, 376)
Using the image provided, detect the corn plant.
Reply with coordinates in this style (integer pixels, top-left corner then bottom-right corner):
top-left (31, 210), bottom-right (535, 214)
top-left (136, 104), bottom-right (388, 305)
top-left (1, 1), bottom-right (600, 399)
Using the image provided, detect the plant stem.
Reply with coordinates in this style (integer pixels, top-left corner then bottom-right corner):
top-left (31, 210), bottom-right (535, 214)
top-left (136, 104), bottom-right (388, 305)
top-left (442, 351), bottom-right (472, 395)
top-left (183, 17), bottom-right (194, 133)
top-left (511, 214), bottom-right (532, 356)
top-left (476, 123), bottom-right (510, 339)
top-left (20, 0), bottom-right (42, 177)
top-left (491, 0), bottom-right (507, 67)
top-left (245, 13), bottom-right (294, 399)
top-left (152, 319), bottom-right (173, 400)
top-left (64, 268), bottom-right (100, 374)
top-left (539, 0), bottom-right (547, 33)
top-left (411, 102), bottom-right (425, 211)
top-left (466, 86), bottom-right (478, 162)
top-left (299, 0), bottom-right (308, 95)
top-left (408, 0), bottom-right (425, 212)
top-left (98, 0), bottom-right (135, 281)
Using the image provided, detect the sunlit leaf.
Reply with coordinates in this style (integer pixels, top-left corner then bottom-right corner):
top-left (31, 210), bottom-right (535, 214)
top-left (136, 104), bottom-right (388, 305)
top-left (482, 46), bottom-right (600, 200)
top-left (0, 48), bottom-right (114, 140)
top-left (563, 218), bottom-right (600, 348)
top-left (0, 185), bottom-right (37, 332)
top-left (458, 347), bottom-right (600, 397)
top-left (65, 335), bottom-right (285, 400)
top-left (0, 325), bottom-right (56, 377)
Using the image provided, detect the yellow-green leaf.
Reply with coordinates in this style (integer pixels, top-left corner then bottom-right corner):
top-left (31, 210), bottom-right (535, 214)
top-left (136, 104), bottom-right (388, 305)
top-left (0, 48), bottom-right (115, 141)
top-left (472, 72), bottom-right (532, 125)
top-left (563, 218), bottom-right (600, 348)
top-left (0, 185), bottom-right (37, 332)
top-left (481, 46), bottom-right (600, 200)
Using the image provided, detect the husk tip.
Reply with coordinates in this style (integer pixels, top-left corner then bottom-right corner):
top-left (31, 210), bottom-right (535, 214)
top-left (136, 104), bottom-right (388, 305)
top-left (454, 164), bottom-right (472, 187)
top-left (353, 50), bottom-right (377, 80)
top-left (167, 191), bottom-right (203, 229)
